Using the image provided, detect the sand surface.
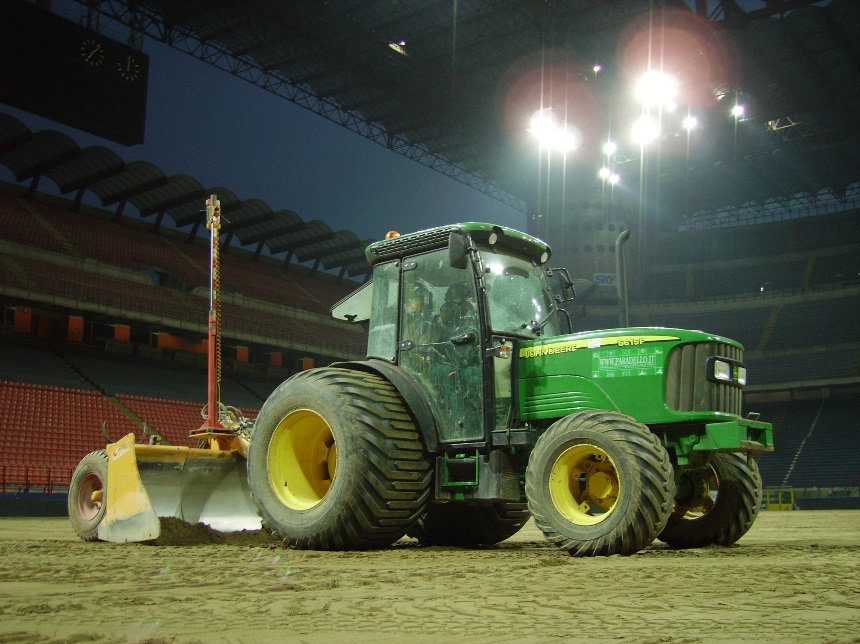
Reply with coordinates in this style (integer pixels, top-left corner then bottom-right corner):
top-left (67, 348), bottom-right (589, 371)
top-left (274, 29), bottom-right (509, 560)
top-left (0, 510), bottom-right (857, 643)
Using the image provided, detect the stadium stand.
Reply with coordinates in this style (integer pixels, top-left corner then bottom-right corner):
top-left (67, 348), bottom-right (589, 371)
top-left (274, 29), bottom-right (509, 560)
top-left (767, 298), bottom-right (860, 348)
top-left (745, 345), bottom-right (860, 386)
top-left (0, 381), bottom-right (139, 491)
top-left (634, 308), bottom-right (773, 351)
top-left (563, 209), bottom-right (859, 508)
top-left (0, 191), bottom-right (74, 256)
top-left (3, 252), bottom-right (197, 322)
top-left (0, 178), bottom-right (373, 493)
top-left (0, 338), bottom-right (87, 389)
top-left (692, 261), bottom-right (807, 298)
top-left (59, 345), bottom-right (266, 407)
top-left (61, 346), bottom-right (208, 401)
top-left (755, 399), bottom-right (858, 495)
top-left (808, 250), bottom-right (860, 287)
top-left (1, 150), bottom-right (857, 509)
top-left (0, 190), bottom-right (367, 356)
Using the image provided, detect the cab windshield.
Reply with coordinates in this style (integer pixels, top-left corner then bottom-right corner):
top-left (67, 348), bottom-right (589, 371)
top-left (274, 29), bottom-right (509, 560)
top-left (481, 250), bottom-right (560, 337)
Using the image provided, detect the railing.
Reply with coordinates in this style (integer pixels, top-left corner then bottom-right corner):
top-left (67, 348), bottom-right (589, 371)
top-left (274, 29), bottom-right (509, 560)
top-left (0, 464), bottom-right (73, 494)
top-left (763, 486), bottom-right (860, 511)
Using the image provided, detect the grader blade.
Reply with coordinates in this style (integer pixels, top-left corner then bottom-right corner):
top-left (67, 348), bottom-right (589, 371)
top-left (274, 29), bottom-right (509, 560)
top-left (97, 433), bottom-right (261, 543)
top-left (97, 433), bottom-right (160, 543)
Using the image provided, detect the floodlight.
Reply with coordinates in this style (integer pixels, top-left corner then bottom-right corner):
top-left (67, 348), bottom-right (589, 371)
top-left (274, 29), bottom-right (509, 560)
top-left (732, 104), bottom-right (745, 118)
top-left (388, 41), bottom-right (408, 56)
top-left (528, 109), bottom-right (580, 154)
top-left (682, 115), bottom-right (698, 130)
top-left (608, 173), bottom-right (620, 185)
top-left (634, 70), bottom-right (679, 109)
top-left (602, 141), bottom-right (617, 155)
top-left (529, 110), bottom-right (556, 139)
top-left (552, 128), bottom-right (580, 154)
top-left (632, 114), bottom-right (660, 145)
top-left (712, 84), bottom-right (731, 101)
top-left (598, 167), bottom-right (611, 179)
top-left (593, 64), bottom-right (602, 73)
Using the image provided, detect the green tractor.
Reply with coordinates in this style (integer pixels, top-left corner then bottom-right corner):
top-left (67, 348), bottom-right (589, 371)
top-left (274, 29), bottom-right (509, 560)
top-left (247, 222), bottom-right (773, 556)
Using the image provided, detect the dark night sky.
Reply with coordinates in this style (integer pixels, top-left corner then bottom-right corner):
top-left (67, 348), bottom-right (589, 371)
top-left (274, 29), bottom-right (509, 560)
top-left (1, 26), bottom-right (526, 245)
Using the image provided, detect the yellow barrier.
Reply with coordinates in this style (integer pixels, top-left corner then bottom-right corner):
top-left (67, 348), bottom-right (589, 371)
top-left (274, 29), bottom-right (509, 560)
top-left (763, 487), bottom-right (796, 510)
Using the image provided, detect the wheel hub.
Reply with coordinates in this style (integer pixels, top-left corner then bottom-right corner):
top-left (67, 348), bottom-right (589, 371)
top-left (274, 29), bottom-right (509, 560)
top-left (549, 443), bottom-right (620, 526)
top-left (673, 465), bottom-right (719, 519)
top-left (268, 408), bottom-right (337, 511)
top-left (77, 472), bottom-right (103, 521)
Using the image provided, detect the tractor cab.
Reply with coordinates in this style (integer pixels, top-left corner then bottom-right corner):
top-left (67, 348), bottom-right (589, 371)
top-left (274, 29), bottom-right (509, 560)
top-left (332, 223), bottom-right (559, 448)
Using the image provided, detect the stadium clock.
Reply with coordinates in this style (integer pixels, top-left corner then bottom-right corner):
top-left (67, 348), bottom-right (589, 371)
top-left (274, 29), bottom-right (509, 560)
top-left (79, 38), bottom-right (105, 67)
top-left (116, 54), bottom-right (141, 82)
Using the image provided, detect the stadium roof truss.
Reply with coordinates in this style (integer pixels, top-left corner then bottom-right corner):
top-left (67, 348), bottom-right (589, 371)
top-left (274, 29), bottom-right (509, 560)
top-left (3, 0), bottom-right (859, 255)
top-left (80, 0), bottom-right (528, 212)
top-left (64, 0), bottom-right (860, 226)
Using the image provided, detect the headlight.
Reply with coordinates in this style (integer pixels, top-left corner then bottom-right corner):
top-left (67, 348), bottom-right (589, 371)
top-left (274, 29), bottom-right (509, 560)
top-left (708, 357), bottom-right (746, 387)
top-left (713, 359), bottom-right (732, 382)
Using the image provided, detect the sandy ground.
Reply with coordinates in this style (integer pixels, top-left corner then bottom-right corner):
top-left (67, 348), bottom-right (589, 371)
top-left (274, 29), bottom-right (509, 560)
top-left (0, 511), bottom-right (857, 644)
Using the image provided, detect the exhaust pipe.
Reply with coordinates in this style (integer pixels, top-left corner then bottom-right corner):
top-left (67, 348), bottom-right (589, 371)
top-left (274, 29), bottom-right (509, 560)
top-left (615, 229), bottom-right (630, 328)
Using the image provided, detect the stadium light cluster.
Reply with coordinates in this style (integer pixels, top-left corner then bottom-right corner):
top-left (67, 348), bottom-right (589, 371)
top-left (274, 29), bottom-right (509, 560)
top-left (597, 70), bottom-right (713, 187)
top-left (527, 67), bottom-right (748, 188)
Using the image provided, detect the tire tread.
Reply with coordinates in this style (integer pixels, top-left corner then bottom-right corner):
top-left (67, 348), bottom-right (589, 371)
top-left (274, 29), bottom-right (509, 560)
top-left (250, 368), bottom-right (431, 550)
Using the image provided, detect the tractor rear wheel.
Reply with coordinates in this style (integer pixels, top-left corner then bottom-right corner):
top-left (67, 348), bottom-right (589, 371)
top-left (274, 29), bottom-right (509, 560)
top-left (68, 450), bottom-right (108, 541)
top-left (247, 368), bottom-right (432, 550)
top-left (659, 452), bottom-right (762, 548)
top-left (525, 411), bottom-right (674, 556)
top-left (408, 501), bottom-right (530, 546)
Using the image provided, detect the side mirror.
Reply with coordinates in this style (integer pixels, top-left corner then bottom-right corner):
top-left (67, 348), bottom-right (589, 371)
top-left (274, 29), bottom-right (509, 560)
top-left (546, 267), bottom-right (577, 303)
top-left (448, 232), bottom-right (468, 269)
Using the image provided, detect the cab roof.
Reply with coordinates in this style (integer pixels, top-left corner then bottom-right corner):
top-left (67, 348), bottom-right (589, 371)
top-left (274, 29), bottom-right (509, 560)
top-left (365, 222), bottom-right (551, 267)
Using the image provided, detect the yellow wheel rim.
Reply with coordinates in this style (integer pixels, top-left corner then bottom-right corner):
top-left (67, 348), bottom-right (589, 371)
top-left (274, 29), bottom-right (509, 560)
top-left (267, 409), bottom-right (337, 511)
top-left (549, 443), bottom-right (620, 526)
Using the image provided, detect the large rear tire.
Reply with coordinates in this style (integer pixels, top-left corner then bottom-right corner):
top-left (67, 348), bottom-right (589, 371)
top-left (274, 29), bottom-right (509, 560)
top-left (247, 368), bottom-right (432, 550)
top-left (68, 450), bottom-right (108, 541)
top-left (659, 452), bottom-right (762, 548)
top-left (525, 411), bottom-right (674, 556)
top-left (408, 501), bottom-right (530, 546)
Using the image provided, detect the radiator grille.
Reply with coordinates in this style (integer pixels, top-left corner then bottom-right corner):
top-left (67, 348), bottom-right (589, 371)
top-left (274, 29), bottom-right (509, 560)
top-left (665, 342), bottom-right (743, 415)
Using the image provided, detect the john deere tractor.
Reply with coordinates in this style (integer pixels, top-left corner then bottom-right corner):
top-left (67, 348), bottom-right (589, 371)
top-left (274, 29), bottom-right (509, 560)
top-left (245, 222), bottom-right (773, 556)
top-left (70, 218), bottom-right (772, 555)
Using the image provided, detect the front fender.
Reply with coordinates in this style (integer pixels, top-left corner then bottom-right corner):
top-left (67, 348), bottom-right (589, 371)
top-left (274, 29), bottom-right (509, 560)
top-left (518, 374), bottom-right (620, 422)
top-left (331, 359), bottom-right (440, 453)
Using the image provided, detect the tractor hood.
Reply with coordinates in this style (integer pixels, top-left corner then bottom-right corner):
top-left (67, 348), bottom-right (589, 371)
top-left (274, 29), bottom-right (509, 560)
top-left (517, 327), bottom-right (746, 425)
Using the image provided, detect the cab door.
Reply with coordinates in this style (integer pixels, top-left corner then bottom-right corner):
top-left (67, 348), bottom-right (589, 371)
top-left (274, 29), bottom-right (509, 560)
top-left (398, 250), bottom-right (484, 442)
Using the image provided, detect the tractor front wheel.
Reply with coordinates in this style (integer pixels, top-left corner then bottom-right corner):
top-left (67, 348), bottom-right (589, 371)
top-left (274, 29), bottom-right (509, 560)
top-left (408, 501), bottom-right (530, 546)
top-left (247, 368), bottom-right (432, 550)
top-left (68, 450), bottom-right (108, 541)
top-left (659, 452), bottom-right (762, 548)
top-left (525, 411), bottom-right (674, 556)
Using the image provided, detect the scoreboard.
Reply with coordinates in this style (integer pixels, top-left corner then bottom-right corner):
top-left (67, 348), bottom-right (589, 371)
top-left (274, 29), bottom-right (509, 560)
top-left (0, 0), bottom-right (149, 145)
